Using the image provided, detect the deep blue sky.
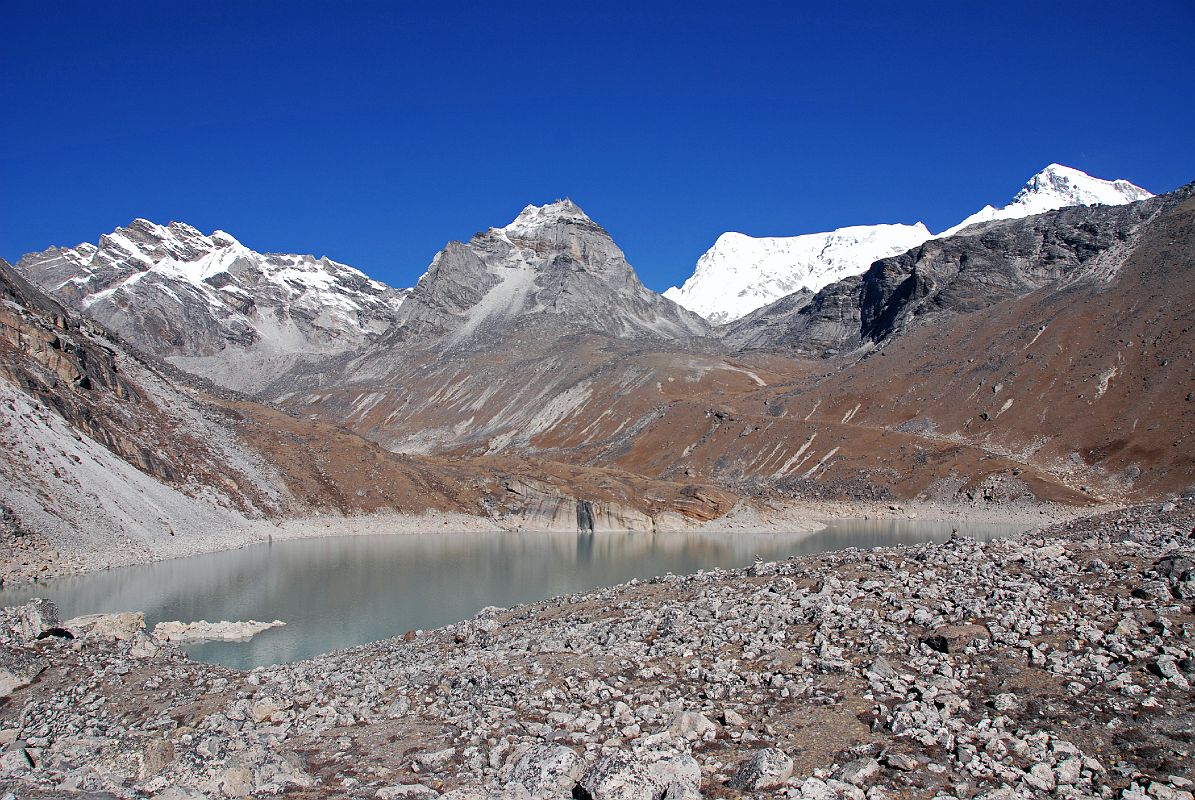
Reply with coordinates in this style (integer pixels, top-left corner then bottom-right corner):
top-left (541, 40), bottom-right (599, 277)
top-left (3, 2), bottom-right (1191, 292)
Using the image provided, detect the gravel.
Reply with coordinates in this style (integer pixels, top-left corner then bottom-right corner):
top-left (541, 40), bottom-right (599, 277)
top-left (1, 500), bottom-right (1192, 799)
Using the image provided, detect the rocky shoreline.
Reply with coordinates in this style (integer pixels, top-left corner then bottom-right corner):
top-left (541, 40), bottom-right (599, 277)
top-left (0, 509), bottom-right (509, 588)
top-left (2, 498), bottom-right (1086, 589)
top-left (2, 500), bottom-right (1193, 799)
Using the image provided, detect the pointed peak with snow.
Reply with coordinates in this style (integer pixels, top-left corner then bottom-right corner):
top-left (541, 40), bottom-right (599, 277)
top-left (502, 199), bottom-right (594, 237)
top-left (939, 164), bottom-right (1153, 237)
top-left (394, 198), bottom-right (709, 346)
top-left (209, 230), bottom-right (242, 248)
top-left (1012, 163), bottom-right (1153, 208)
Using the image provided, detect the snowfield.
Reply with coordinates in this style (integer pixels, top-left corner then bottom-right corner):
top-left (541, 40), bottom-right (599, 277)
top-left (665, 164), bottom-right (1153, 324)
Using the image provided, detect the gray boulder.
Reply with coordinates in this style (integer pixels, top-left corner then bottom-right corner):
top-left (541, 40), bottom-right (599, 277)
top-left (0, 598), bottom-right (60, 642)
top-left (577, 751), bottom-right (702, 800)
top-left (0, 646), bottom-right (46, 698)
top-left (499, 743), bottom-right (585, 793)
top-left (727, 748), bottom-right (793, 790)
top-left (837, 757), bottom-right (881, 786)
top-left (64, 612), bottom-right (145, 640)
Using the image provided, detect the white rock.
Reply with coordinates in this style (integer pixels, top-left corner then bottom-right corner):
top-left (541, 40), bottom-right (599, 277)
top-left (498, 743), bottom-right (584, 792)
top-left (64, 612), bottom-right (145, 640)
top-left (668, 710), bottom-right (717, 741)
top-left (152, 619), bottom-right (285, 643)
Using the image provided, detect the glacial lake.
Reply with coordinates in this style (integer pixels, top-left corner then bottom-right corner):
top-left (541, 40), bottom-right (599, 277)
top-left (1, 519), bottom-right (1024, 669)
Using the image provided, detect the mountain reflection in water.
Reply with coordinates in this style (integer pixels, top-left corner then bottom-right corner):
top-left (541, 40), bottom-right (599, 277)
top-left (0, 520), bottom-right (1023, 669)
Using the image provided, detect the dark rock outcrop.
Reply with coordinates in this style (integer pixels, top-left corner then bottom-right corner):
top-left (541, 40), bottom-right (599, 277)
top-left (0, 258), bottom-right (175, 478)
top-left (724, 189), bottom-right (1178, 355)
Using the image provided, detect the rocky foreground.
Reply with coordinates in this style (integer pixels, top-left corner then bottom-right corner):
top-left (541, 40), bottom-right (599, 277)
top-left (1, 502), bottom-right (1193, 800)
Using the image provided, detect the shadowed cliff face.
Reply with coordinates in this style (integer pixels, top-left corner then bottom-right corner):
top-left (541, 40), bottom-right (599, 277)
top-left (857, 194), bottom-right (1167, 345)
top-left (724, 192), bottom-right (1172, 355)
top-left (0, 258), bottom-right (184, 484)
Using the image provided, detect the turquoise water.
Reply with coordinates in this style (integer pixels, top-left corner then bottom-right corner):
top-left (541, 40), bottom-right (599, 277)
top-left (0, 519), bottom-right (1022, 669)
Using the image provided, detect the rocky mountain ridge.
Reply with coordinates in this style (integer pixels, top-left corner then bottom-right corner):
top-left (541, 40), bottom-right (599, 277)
top-left (726, 187), bottom-right (1175, 355)
top-left (14, 219), bottom-right (408, 393)
top-left (384, 199), bottom-right (710, 350)
top-left (668, 164), bottom-right (1153, 325)
top-left (14, 166), bottom-right (1154, 389)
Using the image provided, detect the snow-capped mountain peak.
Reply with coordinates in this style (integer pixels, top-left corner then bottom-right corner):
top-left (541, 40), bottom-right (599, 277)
top-left (665, 163), bottom-right (1153, 324)
top-left (209, 229), bottom-right (242, 248)
top-left (663, 221), bottom-right (934, 325)
top-left (53, 220), bottom-right (397, 312)
top-left (939, 164), bottom-right (1153, 237)
top-left (502, 199), bottom-right (592, 237)
top-left (1018, 163), bottom-right (1153, 207)
top-left (16, 220), bottom-right (409, 392)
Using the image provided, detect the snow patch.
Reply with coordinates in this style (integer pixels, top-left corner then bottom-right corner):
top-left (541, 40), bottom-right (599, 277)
top-left (775, 433), bottom-right (817, 476)
top-left (803, 446), bottom-right (840, 479)
top-left (1094, 366), bottom-right (1119, 400)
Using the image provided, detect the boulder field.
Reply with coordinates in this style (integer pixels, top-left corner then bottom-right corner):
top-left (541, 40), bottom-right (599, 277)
top-left (0, 500), bottom-right (1192, 798)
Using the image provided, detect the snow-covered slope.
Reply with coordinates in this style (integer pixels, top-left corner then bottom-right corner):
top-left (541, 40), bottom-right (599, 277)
top-left (15, 219), bottom-right (408, 392)
top-left (663, 223), bottom-right (932, 325)
top-left (667, 164), bottom-right (1152, 325)
top-left (939, 163), bottom-right (1154, 237)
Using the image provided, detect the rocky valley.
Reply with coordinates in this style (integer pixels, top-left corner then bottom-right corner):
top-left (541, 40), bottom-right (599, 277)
top-left (1, 163), bottom-right (1192, 799)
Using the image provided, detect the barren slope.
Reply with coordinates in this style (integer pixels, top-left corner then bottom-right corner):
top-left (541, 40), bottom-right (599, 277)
top-left (1, 255), bottom-right (739, 583)
top-left (787, 192), bottom-right (1195, 500)
top-left (279, 187), bottom-right (1192, 507)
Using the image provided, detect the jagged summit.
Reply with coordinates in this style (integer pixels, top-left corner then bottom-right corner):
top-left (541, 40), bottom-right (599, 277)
top-left (76, 218), bottom-right (242, 271)
top-left (501, 198), bottom-right (593, 237)
top-left (15, 219), bottom-right (407, 392)
top-left (939, 163), bottom-right (1153, 236)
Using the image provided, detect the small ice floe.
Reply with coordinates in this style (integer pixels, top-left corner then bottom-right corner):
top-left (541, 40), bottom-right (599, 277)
top-left (152, 619), bottom-right (285, 643)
